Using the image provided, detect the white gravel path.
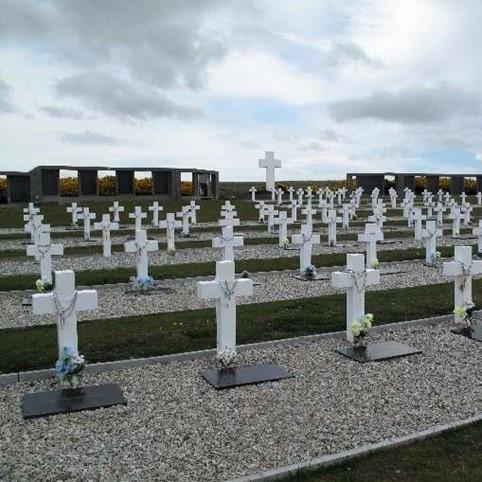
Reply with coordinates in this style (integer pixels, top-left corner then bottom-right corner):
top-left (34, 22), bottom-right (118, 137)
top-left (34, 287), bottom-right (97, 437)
top-left (2, 259), bottom-right (479, 329)
top-left (1, 321), bottom-right (482, 481)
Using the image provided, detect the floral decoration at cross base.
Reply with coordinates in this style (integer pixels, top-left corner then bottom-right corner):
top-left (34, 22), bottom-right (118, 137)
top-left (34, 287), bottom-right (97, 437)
top-left (304, 264), bottom-right (317, 279)
top-left (453, 302), bottom-right (478, 332)
top-left (429, 251), bottom-right (442, 267)
top-left (371, 259), bottom-right (380, 269)
top-left (36, 279), bottom-right (53, 293)
top-left (133, 275), bottom-right (155, 292)
top-left (55, 347), bottom-right (85, 389)
top-left (216, 348), bottom-right (237, 367)
top-left (282, 237), bottom-right (290, 249)
top-left (167, 248), bottom-right (176, 257)
top-left (351, 313), bottom-right (374, 349)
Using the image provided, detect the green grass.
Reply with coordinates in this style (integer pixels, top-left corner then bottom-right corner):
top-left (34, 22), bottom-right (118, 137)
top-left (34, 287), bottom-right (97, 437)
top-left (2, 280), bottom-right (482, 374)
top-left (0, 244), bottom-right (471, 292)
top-left (287, 420), bottom-right (482, 482)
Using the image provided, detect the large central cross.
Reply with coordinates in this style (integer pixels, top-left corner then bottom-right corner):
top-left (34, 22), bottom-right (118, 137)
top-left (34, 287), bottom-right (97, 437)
top-left (32, 270), bottom-right (97, 358)
top-left (197, 260), bottom-right (253, 365)
top-left (124, 229), bottom-right (159, 280)
top-left (331, 254), bottom-right (380, 342)
top-left (258, 151), bottom-right (281, 191)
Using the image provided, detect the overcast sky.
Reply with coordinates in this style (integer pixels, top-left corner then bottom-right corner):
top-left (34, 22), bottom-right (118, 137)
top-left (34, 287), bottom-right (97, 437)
top-left (1, 0), bottom-right (482, 181)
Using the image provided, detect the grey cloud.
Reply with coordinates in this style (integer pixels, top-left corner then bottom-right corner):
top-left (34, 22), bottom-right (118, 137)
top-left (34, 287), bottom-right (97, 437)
top-left (300, 141), bottom-right (325, 152)
top-left (0, 0), bottom-right (228, 90)
top-left (318, 128), bottom-right (348, 143)
top-left (40, 105), bottom-right (87, 119)
top-left (60, 130), bottom-right (120, 145)
top-left (56, 72), bottom-right (203, 120)
top-left (326, 41), bottom-right (382, 68)
top-left (0, 79), bottom-right (16, 113)
top-left (329, 85), bottom-right (480, 123)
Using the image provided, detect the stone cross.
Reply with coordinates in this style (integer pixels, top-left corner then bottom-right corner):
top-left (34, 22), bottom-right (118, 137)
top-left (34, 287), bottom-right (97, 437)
top-left (319, 199), bottom-right (328, 223)
top-left (302, 206), bottom-right (316, 233)
top-left (80, 207), bottom-right (96, 241)
top-left (288, 186), bottom-right (295, 203)
top-left (368, 206), bottom-right (387, 230)
top-left (473, 220), bottom-right (482, 255)
top-left (258, 151), bottom-right (281, 191)
top-left (255, 201), bottom-right (266, 222)
top-left (274, 210), bottom-right (293, 247)
top-left (461, 203), bottom-right (472, 227)
top-left (129, 206), bottom-right (147, 230)
top-left (358, 223), bottom-right (383, 269)
top-left (389, 190), bottom-right (397, 208)
top-left (148, 202), bottom-right (164, 227)
top-left (336, 189), bottom-right (343, 206)
top-left (426, 198), bottom-right (434, 217)
top-left (270, 187), bottom-right (277, 202)
top-left (66, 202), bottom-right (82, 226)
top-left (317, 187), bottom-right (323, 206)
top-left (32, 270), bottom-right (97, 358)
top-left (461, 192), bottom-right (467, 205)
top-left (124, 229), bottom-right (159, 280)
top-left (434, 202), bottom-right (446, 228)
top-left (449, 206), bottom-right (461, 237)
top-left (443, 246), bottom-right (482, 324)
top-left (221, 201), bottom-right (236, 214)
top-left (290, 199), bottom-right (298, 223)
top-left (277, 188), bottom-right (284, 205)
top-left (94, 214), bottom-right (119, 257)
top-left (176, 206), bottom-right (191, 236)
top-left (159, 213), bottom-right (182, 252)
top-left (26, 231), bottom-right (64, 284)
top-left (331, 254), bottom-right (380, 342)
top-left (341, 204), bottom-right (351, 229)
top-left (23, 202), bottom-right (40, 218)
top-left (212, 225), bottom-right (243, 261)
top-left (265, 205), bottom-right (279, 234)
top-left (197, 260), bottom-right (253, 364)
top-left (412, 207), bottom-right (426, 241)
top-left (327, 209), bottom-right (341, 246)
top-left (296, 188), bottom-right (304, 207)
top-left (24, 214), bottom-right (49, 244)
top-left (422, 220), bottom-right (443, 265)
top-left (249, 186), bottom-right (257, 202)
top-left (444, 192), bottom-right (451, 206)
top-left (188, 201), bottom-right (200, 225)
top-left (109, 201), bottom-right (125, 223)
top-left (477, 192), bottom-right (482, 206)
top-left (291, 224), bottom-right (321, 272)
top-left (219, 215), bottom-right (241, 229)
top-left (437, 189), bottom-right (444, 203)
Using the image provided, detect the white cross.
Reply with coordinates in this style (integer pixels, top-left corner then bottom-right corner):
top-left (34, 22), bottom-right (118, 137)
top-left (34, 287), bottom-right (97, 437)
top-left (444, 192), bottom-right (451, 206)
top-left (159, 213), bottom-right (182, 252)
top-left (270, 187), bottom-right (277, 202)
top-left (327, 209), bottom-right (341, 246)
top-left (274, 210), bottom-right (293, 247)
top-left (390, 191), bottom-right (397, 208)
top-left (434, 202), bottom-right (446, 228)
top-left (148, 202), bottom-right (164, 227)
top-left (26, 231), bottom-right (63, 284)
top-left (176, 206), bottom-right (191, 236)
top-left (277, 188), bottom-right (284, 205)
top-left (32, 270), bottom-right (97, 358)
top-left (258, 151), bottom-right (281, 191)
top-left (66, 202), bottom-right (82, 226)
top-left (23, 202), bottom-right (40, 218)
top-left (302, 206), bottom-right (317, 233)
top-left (288, 186), bottom-right (295, 203)
top-left (221, 201), bottom-right (236, 213)
top-left (80, 207), bottom-right (96, 241)
top-left (109, 201), bottom-right (125, 223)
top-left (461, 192), bottom-right (467, 205)
top-left (129, 206), bottom-right (147, 231)
top-left (331, 254), bottom-right (380, 342)
top-left (341, 204), bottom-right (351, 229)
top-left (197, 260), bottom-right (253, 364)
top-left (449, 206), bottom-right (461, 237)
top-left (296, 188), bottom-right (304, 207)
top-left (477, 192), bottom-right (482, 206)
top-left (422, 220), bottom-right (443, 265)
top-left (443, 246), bottom-right (482, 324)
top-left (317, 187), bottom-right (324, 206)
top-left (249, 186), bottom-right (257, 202)
top-left (188, 201), bottom-right (200, 225)
top-left (336, 189), bottom-right (343, 206)
top-left (289, 200), bottom-right (298, 223)
top-left (94, 214), bottom-right (119, 257)
top-left (412, 207), bottom-right (426, 241)
top-left (358, 223), bottom-right (383, 269)
top-left (319, 199), bottom-right (328, 223)
top-left (124, 229), bottom-right (159, 280)
top-left (219, 210), bottom-right (241, 229)
top-left (265, 204), bottom-right (279, 234)
top-left (473, 220), bottom-right (482, 255)
top-left (212, 225), bottom-right (244, 261)
top-left (255, 201), bottom-right (266, 222)
top-left (24, 214), bottom-right (49, 244)
top-left (438, 189), bottom-right (444, 203)
top-left (426, 199), bottom-right (434, 217)
top-left (291, 224), bottom-right (321, 272)
top-left (461, 203), bottom-right (472, 227)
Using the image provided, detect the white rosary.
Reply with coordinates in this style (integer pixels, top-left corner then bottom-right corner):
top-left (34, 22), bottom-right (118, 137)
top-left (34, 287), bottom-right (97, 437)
top-left (52, 290), bottom-right (78, 329)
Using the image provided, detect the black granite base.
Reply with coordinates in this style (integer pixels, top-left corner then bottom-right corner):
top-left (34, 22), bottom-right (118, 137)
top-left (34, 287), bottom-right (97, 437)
top-left (336, 341), bottom-right (422, 363)
top-left (451, 325), bottom-right (482, 342)
top-left (200, 363), bottom-right (293, 389)
top-left (22, 383), bottom-right (127, 419)
top-left (294, 273), bottom-right (328, 281)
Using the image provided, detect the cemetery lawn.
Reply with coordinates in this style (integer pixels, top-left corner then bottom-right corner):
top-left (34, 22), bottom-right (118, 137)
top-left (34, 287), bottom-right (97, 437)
top-left (2, 280), bottom-right (482, 373)
top-left (0, 244), bottom-right (476, 292)
top-left (287, 419), bottom-right (482, 482)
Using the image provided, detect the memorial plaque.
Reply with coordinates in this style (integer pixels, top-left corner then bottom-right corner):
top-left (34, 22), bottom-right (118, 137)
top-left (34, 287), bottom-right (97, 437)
top-left (337, 341), bottom-right (422, 363)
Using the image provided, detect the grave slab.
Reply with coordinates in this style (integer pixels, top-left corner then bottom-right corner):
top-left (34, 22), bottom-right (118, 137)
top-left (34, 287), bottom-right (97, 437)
top-left (22, 383), bottom-right (127, 419)
top-left (451, 324), bottom-right (482, 342)
top-left (294, 273), bottom-right (328, 281)
top-left (336, 341), bottom-right (422, 363)
top-left (200, 363), bottom-right (293, 389)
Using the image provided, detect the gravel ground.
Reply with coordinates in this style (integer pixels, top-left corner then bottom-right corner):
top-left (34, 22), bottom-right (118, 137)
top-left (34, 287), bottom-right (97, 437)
top-left (0, 232), bottom-right (476, 277)
top-left (2, 259), bottom-right (479, 329)
top-left (1, 321), bottom-right (482, 481)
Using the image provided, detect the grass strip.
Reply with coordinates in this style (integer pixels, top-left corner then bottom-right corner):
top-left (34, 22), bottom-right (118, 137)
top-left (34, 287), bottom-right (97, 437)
top-left (1, 280), bottom-right (481, 373)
